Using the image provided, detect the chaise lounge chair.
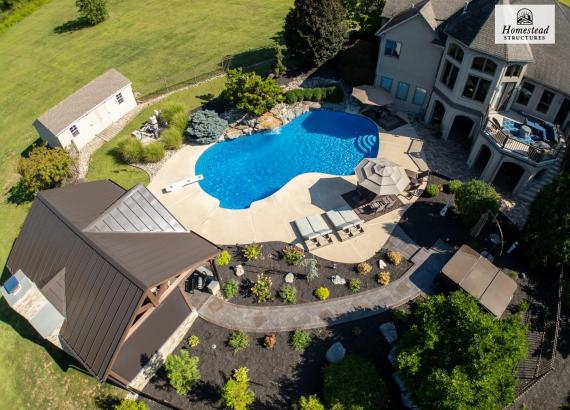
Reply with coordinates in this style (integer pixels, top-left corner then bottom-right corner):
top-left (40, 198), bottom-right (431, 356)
top-left (325, 205), bottom-right (365, 241)
top-left (294, 215), bottom-right (334, 250)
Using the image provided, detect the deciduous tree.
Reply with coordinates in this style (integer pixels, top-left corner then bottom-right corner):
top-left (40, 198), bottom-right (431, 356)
top-left (454, 179), bottom-right (500, 226)
top-left (164, 351), bottom-right (201, 395)
top-left (221, 367), bottom-right (255, 410)
top-left (76, 0), bottom-right (108, 25)
top-left (221, 68), bottom-right (283, 115)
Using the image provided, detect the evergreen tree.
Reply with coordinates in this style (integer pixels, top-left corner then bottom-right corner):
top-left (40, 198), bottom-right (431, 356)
top-left (76, 0), bottom-right (108, 25)
top-left (284, 0), bottom-right (347, 67)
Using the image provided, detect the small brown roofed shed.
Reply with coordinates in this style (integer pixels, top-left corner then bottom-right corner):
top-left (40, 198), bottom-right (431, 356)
top-left (441, 245), bottom-right (517, 318)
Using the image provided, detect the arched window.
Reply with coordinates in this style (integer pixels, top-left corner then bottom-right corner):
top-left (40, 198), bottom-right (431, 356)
top-left (505, 64), bottom-right (522, 77)
top-left (472, 57), bottom-right (497, 75)
top-left (447, 44), bottom-right (464, 62)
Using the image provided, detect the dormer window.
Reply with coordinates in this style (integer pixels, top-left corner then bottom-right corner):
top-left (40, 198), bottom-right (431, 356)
top-left (505, 64), bottom-right (522, 77)
top-left (447, 44), bottom-right (464, 62)
top-left (472, 57), bottom-right (497, 76)
top-left (69, 125), bottom-right (79, 137)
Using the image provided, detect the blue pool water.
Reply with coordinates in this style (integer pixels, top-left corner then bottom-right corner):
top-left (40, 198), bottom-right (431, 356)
top-left (195, 110), bottom-right (379, 209)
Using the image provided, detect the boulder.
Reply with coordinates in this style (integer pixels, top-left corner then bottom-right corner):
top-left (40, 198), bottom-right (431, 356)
top-left (325, 342), bottom-right (346, 363)
top-left (379, 322), bottom-right (398, 344)
top-left (234, 264), bottom-right (245, 277)
top-left (224, 128), bottom-right (242, 140)
top-left (378, 259), bottom-right (387, 269)
top-left (284, 273), bottom-right (295, 283)
top-left (330, 275), bottom-right (346, 285)
top-left (256, 113), bottom-right (282, 130)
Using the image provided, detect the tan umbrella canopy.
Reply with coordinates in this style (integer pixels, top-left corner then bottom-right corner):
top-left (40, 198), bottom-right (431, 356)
top-left (352, 85), bottom-right (393, 107)
top-left (355, 157), bottom-right (410, 196)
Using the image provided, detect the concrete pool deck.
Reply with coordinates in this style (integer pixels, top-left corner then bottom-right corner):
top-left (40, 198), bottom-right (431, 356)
top-left (148, 123), bottom-right (428, 263)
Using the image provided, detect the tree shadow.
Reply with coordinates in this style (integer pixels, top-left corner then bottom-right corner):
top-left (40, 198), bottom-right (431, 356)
top-left (94, 391), bottom-right (121, 409)
top-left (53, 17), bottom-right (91, 34)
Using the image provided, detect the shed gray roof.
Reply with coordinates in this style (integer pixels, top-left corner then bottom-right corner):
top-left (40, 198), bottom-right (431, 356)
top-left (6, 180), bottom-right (219, 382)
top-left (36, 69), bottom-right (131, 136)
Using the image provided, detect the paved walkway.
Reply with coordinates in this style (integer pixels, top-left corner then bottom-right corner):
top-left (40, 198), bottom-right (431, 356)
top-left (186, 230), bottom-right (453, 332)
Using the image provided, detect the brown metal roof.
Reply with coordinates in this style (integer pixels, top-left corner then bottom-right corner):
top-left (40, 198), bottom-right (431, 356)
top-left (112, 288), bottom-right (192, 382)
top-left (36, 69), bottom-right (131, 136)
top-left (6, 180), bottom-right (218, 382)
top-left (441, 245), bottom-right (517, 317)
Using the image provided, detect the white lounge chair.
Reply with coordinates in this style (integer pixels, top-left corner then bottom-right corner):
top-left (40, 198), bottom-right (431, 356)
top-left (325, 206), bottom-right (365, 241)
top-left (294, 217), bottom-right (320, 241)
top-left (294, 215), bottom-right (334, 250)
top-left (307, 214), bottom-right (333, 235)
top-left (337, 205), bottom-right (365, 227)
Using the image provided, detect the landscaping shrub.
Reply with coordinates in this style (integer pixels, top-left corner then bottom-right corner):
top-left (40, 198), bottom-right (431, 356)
top-left (273, 43), bottom-right (287, 77)
top-left (164, 350), bottom-right (201, 395)
top-left (186, 109), bottom-right (227, 144)
top-left (117, 138), bottom-right (144, 164)
top-left (263, 334), bottom-right (277, 349)
top-left (282, 245), bottom-right (305, 265)
top-left (278, 284), bottom-right (297, 304)
top-left (142, 142), bottom-right (165, 163)
top-left (386, 250), bottom-right (402, 266)
top-left (187, 335), bottom-right (200, 348)
top-left (114, 400), bottom-right (148, 410)
top-left (290, 329), bottom-right (311, 352)
top-left (298, 395), bottom-right (325, 410)
top-left (221, 367), bottom-right (255, 410)
top-left (377, 271), bottom-right (390, 286)
top-left (223, 279), bottom-right (240, 299)
top-left (301, 256), bottom-right (319, 282)
top-left (314, 287), bottom-right (330, 301)
top-left (348, 278), bottom-right (361, 293)
top-left (356, 261), bottom-right (372, 275)
top-left (455, 179), bottom-right (501, 226)
top-left (215, 250), bottom-right (231, 266)
top-left (323, 355), bottom-right (386, 409)
top-left (448, 179), bottom-right (463, 194)
top-left (76, 0), bottom-right (108, 26)
top-left (160, 103), bottom-right (185, 126)
top-left (228, 331), bottom-right (249, 353)
top-left (221, 68), bottom-right (284, 115)
top-left (13, 145), bottom-right (74, 202)
top-left (160, 128), bottom-right (183, 150)
top-left (284, 85), bottom-right (344, 104)
top-left (243, 242), bottom-right (263, 261)
top-left (171, 112), bottom-right (190, 133)
top-left (284, 0), bottom-right (347, 67)
top-left (425, 183), bottom-right (440, 198)
top-left (251, 274), bottom-right (272, 303)
top-left (397, 292), bottom-right (527, 409)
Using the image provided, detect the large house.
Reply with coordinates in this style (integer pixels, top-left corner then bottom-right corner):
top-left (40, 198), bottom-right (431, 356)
top-left (34, 69), bottom-right (137, 151)
top-left (1, 181), bottom-right (218, 389)
top-left (374, 0), bottom-right (569, 200)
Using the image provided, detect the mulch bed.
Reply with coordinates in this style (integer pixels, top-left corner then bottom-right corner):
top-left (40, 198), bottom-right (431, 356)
top-left (213, 241), bottom-right (412, 306)
top-left (144, 315), bottom-right (409, 410)
top-left (341, 189), bottom-right (404, 222)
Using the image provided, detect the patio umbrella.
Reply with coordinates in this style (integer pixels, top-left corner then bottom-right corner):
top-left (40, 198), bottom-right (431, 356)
top-left (352, 85), bottom-right (393, 107)
top-left (355, 157), bottom-right (410, 196)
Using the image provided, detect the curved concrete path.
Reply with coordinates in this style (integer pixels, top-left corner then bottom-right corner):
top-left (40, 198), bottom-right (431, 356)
top-left (186, 237), bottom-right (452, 332)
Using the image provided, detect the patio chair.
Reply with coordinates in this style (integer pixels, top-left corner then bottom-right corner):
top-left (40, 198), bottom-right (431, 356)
top-left (325, 210), bottom-right (353, 241)
top-left (336, 205), bottom-right (365, 237)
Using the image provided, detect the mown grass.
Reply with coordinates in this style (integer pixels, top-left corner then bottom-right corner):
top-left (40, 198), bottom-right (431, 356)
top-left (87, 77), bottom-right (227, 187)
top-left (0, 0), bottom-right (291, 407)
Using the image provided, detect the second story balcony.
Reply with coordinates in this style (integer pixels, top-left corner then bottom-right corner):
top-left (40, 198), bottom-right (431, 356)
top-left (482, 112), bottom-right (565, 164)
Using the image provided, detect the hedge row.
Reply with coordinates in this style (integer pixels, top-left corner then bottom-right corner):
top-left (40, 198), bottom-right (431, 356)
top-left (285, 85), bottom-right (344, 104)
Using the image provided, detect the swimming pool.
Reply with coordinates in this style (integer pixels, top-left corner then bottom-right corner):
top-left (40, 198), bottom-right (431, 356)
top-left (195, 110), bottom-right (379, 209)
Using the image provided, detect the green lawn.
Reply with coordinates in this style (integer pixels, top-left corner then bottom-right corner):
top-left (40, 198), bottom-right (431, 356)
top-left (0, 0), bottom-right (291, 407)
top-left (87, 77), bottom-right (227, 188)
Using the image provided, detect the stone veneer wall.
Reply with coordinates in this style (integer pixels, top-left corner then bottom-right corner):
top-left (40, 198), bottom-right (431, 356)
top-left (128, 309), bottom-right (199, 390)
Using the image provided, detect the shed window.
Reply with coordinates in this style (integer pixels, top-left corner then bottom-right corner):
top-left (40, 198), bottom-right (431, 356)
top-left (69, 125), bottom-right (79, 137)
top-left (116, 93), bottom-right (124, 104)
top-left (384, 40), bottom-right (401, 58)
top-left (447, 44), bottom-right (464, 62)
top-left (471, 57), bottom-right (497, 76)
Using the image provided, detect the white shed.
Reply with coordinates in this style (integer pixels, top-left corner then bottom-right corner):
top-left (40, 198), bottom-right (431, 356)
top-left (34, 68), bottom-right (137, 151)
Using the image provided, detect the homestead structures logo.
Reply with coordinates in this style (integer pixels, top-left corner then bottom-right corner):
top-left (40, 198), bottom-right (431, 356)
top-left (516, 8), bottom-right (533, 25)
top-left (495, 5), bottom-right (555, 44)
